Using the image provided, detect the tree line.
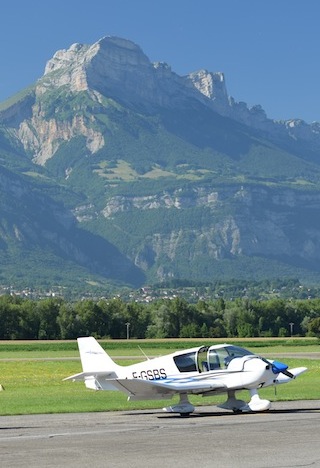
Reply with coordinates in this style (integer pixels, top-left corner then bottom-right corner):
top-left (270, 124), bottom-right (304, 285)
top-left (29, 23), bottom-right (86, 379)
top-left (0, 294), bottom-right (320, 340)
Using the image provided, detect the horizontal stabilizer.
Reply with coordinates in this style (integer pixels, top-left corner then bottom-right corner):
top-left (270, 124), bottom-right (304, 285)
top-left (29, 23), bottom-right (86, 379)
top-left (63, 371), bottom-right (114, 381)
top-left (63, 371), bottom-right (119, 390)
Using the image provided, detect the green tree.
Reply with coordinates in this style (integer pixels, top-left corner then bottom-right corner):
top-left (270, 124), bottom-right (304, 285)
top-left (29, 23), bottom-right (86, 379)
top-left (223, 307), bottom-right (239, 337)
top-left (308, 317), bottom-right (320, 338)
top-left (19, 299), bottom-right (40, 339)
top-left (36, 298), bottom-right (61, 339)
top-left (124, 302), bottom-right (150, 339)
top-left (0, 296), bottom-right (21, 339)
top-left (57, 302), bottom-right (83, 339)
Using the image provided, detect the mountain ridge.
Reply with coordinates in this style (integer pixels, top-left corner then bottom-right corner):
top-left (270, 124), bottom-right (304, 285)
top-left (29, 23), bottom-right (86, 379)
top-left (1, 36), bottom-right (320, 292)
top-left (2, 36), bottom-right (320, 163)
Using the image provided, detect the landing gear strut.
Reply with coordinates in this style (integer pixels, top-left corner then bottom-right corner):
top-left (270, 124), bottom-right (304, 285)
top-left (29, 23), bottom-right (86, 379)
top-left (163, 393), bottom-right (195, 416)
top-left (218, 389), bottom-right (271, 413)
top-left (218, 390), bottom-right (247, 412)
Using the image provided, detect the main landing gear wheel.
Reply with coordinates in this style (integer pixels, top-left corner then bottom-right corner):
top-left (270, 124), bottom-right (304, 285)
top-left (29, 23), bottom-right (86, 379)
top-left (163, 393), bottom-right (195, 416)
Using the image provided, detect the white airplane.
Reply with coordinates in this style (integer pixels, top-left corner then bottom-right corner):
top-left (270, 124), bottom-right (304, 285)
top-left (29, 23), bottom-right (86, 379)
top-left (64, 337), bottom-right (307, 416)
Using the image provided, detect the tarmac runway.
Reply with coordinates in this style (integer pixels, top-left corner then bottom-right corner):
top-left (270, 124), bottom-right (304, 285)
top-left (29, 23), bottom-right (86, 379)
top-left (1, 400), bottom-right (320, 468)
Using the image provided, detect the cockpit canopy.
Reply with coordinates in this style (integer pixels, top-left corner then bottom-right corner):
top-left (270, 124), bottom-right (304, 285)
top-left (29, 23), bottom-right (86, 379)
top-left (173, 345), bottom-right (254, 373)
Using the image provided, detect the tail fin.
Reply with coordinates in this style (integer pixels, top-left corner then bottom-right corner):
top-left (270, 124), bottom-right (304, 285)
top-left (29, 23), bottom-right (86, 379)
top-left (77, 336), bottom-right (120, 374)
top-left (64, 337), bottom-right (121, 390)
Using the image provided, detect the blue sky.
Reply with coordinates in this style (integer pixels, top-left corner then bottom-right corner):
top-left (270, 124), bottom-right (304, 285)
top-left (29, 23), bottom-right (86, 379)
top-left (1, 0), bottom-right (319, 122)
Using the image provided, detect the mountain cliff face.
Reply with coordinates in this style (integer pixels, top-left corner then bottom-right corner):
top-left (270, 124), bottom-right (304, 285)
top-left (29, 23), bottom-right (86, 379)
top-left (0, 164), bottom-right (144, 288)
top-left (3, 36), bottom-right (320, 166)
top-left (1, 35), bottom-right (320, 289)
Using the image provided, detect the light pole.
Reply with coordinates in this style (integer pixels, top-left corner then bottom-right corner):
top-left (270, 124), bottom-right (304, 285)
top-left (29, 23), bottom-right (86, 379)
top-left (289, 322), bottom-right (294, 337)
top-left (125, 322), bottom-right (130, 340)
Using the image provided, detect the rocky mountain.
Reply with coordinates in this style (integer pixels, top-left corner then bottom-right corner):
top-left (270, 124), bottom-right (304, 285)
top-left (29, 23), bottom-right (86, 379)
top-left (1, 35), bottom-right (320, 291)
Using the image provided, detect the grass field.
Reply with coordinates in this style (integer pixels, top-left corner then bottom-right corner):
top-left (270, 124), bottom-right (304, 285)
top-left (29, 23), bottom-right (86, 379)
top-left (0, 339), bottom-right (319, 416)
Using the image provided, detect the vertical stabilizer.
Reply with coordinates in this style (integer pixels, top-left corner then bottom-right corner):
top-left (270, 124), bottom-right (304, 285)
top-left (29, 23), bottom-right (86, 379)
top-left (77, 336), bottom-right (120, 374)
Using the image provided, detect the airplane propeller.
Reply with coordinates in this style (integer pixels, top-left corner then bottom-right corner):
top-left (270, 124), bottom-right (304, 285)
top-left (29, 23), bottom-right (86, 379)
top-left (271, 360), bottom-right (294, 378)
top-left (261, 357), bottom-right (294, 379)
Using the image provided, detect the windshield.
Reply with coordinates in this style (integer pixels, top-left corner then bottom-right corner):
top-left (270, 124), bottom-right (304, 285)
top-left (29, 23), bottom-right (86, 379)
top-left (207, 345), bottom-right (254, 370)
top-left (173, 345), bottom-right (254, 373)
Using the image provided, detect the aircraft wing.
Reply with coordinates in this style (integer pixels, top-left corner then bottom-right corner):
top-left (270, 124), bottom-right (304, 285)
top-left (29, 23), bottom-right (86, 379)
top-left (111, 377), bottom-right (227, 400)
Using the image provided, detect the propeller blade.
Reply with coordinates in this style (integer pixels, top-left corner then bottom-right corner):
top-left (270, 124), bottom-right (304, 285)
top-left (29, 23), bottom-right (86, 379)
top-left (260, 357), bottom-right (295, 379)
top-left (280, 369), bottom-right (294, 379)
top-left (271, 360), bottom-right (294, 378)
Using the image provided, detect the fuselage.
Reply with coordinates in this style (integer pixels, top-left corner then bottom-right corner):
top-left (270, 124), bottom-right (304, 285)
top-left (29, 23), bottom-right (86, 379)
top-left (115, 344), bottom-right (276, 391)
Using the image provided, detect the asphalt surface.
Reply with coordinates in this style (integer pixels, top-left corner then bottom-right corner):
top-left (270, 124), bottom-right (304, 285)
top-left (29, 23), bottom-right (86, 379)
top-left (0, 400), bottom-right (319, 468)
